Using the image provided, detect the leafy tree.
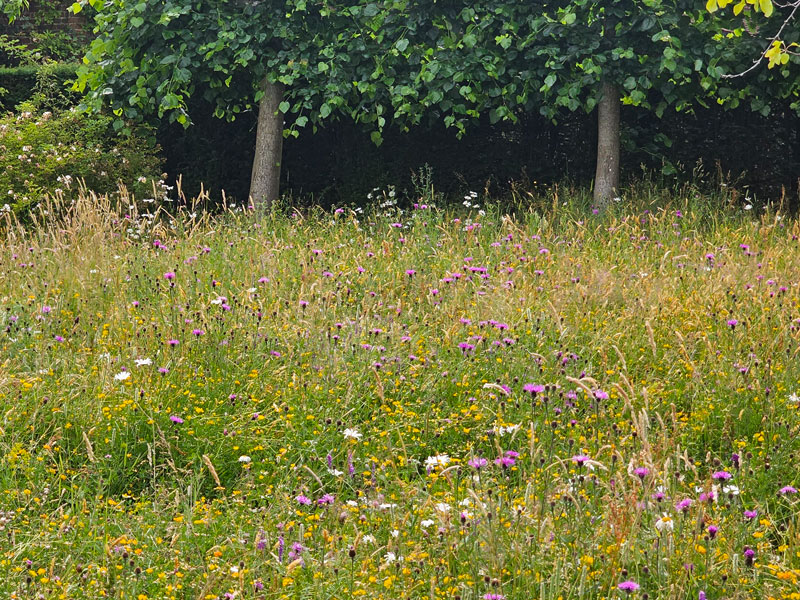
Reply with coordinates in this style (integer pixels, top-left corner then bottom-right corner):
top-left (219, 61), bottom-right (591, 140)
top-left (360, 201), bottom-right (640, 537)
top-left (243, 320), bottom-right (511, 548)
top-left (354, 1), bottom-right (729, 206)
top-left (71, 0), bottom-right (402, 207)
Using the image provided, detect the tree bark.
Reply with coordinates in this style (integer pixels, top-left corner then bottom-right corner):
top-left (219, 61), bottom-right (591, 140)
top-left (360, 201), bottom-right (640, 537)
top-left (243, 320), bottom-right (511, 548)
top-left (593, 80), bottom-right (620, 208)
top-left (249, 78), bottom-right (284, 210)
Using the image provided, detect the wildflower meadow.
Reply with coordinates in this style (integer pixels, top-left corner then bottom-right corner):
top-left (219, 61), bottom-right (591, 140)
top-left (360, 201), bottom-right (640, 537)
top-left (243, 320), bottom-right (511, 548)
top-left (2, 190), bottom-right (800, 600)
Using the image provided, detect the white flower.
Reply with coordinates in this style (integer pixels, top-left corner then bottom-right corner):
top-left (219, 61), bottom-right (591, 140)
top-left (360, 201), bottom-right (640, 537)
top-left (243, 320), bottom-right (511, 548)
top-left (655, 514), bottom-right (674, 533)
top-left (723, 485), bottom-right (740, 496)
top-left (390, 529), bottom-right (399, 538)
top-left (744, 204), bottom-right (753, 210)
top-left (497, 424), bottom-right (520, 436)
top-left (328, 468), bottom-right (344, 477)
top-left (238, 455), bottom-right (251, 463)
top-left (424, 454), bottom-right (450, 469)
top-left (384, 552), bottom-right (397, 563)
top-left (362, 534), bottom-right (375, 544)
top-left (343, 428), bottom-right (363, 440)
top-left (114, 371), bottom-right (130, 381)
top-left (420, 519), bottom-right (435, 529)
top-left (134, 358), bottom-right (152, 367)
top-left (789, 393), bottom-right (800, 405)
top-left (435, 502), bottom-right (450, 513)
top-left (346, 500), bottom-right (358, 507)
top-left (379, 503), bottom-right (398, 510)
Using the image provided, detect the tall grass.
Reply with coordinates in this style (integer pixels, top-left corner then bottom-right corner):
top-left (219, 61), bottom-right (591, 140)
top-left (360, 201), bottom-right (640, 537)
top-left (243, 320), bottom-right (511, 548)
top-left (1, 186), bottom-right (799, 600)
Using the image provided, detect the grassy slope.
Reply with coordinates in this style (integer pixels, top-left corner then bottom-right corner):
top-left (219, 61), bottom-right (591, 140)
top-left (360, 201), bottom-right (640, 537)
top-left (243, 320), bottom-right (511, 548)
top-left (1, 193), bottom-right (800, 599)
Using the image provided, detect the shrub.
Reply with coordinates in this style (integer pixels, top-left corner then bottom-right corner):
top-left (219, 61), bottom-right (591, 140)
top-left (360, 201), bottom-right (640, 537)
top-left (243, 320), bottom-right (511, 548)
top-left (0, 104), bottom-right (166, 219)
top-left (0, 62), bottom-right (79, 111)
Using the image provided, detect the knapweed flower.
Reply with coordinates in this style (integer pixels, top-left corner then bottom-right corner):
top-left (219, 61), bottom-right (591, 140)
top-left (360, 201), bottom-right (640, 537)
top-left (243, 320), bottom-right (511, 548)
top-left (167, 339), bottom-right (179, 346)
top-left (571, 454), bottom-right (591, 465)
top-left (676, 498), bottom-right (693, 513)
top-left (317, 494), bottom-right (335, 505)
top-left (707, 524), bottom-right (718, 539)
top-left (468, 457), bottom-right (488, 470)
top-left (744, 509), bottom-right (758, 520)
top-left (192, 329), bottom-right (205, 336)
top-left (295, 494), bottom-right (312, 505)
top-left (163, 271), bottom-right (175, 280)
top-left (617, 580), bottom-right (640, 593)
top-left (779, 485), bottom-right (798, 495)
top-left (169, 415), bottom-right (184, 424)
top-left (712, 470), bottom-right (732, 481)
top-left (727, 319), bottom-right (738, 329)
top-left (523, 383), bottom-right (545, 395)
top-left (483, 594), bottom-right (506, 600)
top-left (495, 455), bottom-right (516, 468)
top-left (633, 467), bottom-right (649, 479)
top-left (744, 547), bottom-right (755, 565)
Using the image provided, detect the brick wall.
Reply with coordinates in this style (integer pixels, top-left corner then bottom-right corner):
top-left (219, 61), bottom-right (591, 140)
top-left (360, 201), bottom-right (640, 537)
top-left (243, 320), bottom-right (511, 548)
top-left (1, 1), bottom-right (90, 44)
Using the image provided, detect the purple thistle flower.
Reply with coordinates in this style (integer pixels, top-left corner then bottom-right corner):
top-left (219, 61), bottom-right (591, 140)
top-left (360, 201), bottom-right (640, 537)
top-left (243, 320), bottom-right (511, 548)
top-left (780, 485), bottom-right (798, 495)
top-left (744, 509), bottom-right (758, 520)
top-left (707, 525), bottom-right (718, 539)
top-left (617, 580), bottom-right (640, 593)
top-left (727, 319), bottom-right (738, 329)
top-left (169, 415), bottom-right (184, 424)
top-left (523, 383), bottom-right (545, 395)
top-left (468, 457), bottom-right (488, 470)
top-left (192, 329), bottom-right (205, 336)
top-left (163, 272), bottom-right (175, 280)
top-left (317, 494), bottom-right (335, 506)
top-left (494, 456), bottom-right (516, 469)
top-left (712, 471), bottom-right (732, 481)
top-left (295, 494), bottom-right (312, 505)
top-left (571, 454), bottom-right (591, 465)
top-left (676, 498), bottom-right (693, 513)
top-left (634, 467), bottom-right (649, 479)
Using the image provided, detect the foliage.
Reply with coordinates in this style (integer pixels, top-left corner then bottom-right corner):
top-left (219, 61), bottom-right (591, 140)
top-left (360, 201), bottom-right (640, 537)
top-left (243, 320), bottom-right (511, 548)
top-left (706, 0), bottom-right (799, 78)
top-left (0, 104), bottom-right (165, 219)
top-left (70, 0), bottom-right (396, 135)
top-left (1, 0), bottom-right (28, 22)
top-left (1, 195), bottom-right (800, 598)
top-left (28, 30), bottom-right (86, 62)
top-left (0, 63), bottom-right (80, 110)
top-left (0, 33), bottom-right (40, 67)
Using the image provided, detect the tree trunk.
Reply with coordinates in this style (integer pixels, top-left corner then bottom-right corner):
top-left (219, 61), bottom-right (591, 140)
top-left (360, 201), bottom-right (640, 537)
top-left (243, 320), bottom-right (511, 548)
top-left (249, 79), bottom-right (284, 210)
top-left (593, 81), bottom-right (621, 209)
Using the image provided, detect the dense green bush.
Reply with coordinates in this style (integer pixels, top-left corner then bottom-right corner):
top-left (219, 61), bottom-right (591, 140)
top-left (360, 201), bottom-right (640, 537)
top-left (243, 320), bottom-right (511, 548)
top-left (0, 104), bottom-right (165, 218)
top-left (0, 62), bottom-right (79, 111)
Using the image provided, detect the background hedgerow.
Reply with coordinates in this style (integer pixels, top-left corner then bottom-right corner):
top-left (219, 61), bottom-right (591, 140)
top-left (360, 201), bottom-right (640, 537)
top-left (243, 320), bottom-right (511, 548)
top-left (0, 105), bottom-right (165, 220)
top-left (1, 190), bottom-right (800, 599)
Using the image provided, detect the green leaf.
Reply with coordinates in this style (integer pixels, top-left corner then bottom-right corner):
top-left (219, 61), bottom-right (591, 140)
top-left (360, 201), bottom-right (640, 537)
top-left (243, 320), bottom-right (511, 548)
top-left (320, 103), bottom-right (331, 119)
top-left (370, 130), bottom-right (383, 146)
top-left (279, 101), bottom-right (290, 114)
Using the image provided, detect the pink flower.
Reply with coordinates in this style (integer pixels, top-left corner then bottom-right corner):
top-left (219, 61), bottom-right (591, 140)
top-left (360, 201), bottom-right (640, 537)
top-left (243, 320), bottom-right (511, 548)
top-left (617, 580), bottom-right (640, 593)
